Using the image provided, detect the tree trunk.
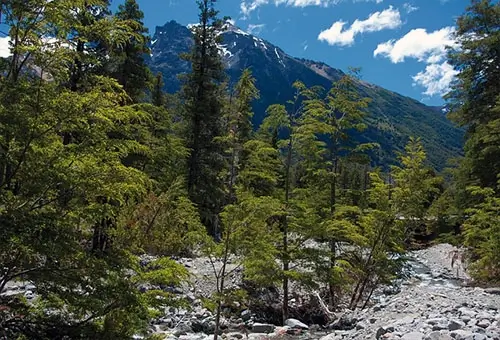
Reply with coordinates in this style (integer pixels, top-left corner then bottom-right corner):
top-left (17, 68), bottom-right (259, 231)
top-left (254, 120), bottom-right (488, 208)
top-left (282, 137), bottom-right (293, 324)
top-left (328, 156), bottom-right (337, 308)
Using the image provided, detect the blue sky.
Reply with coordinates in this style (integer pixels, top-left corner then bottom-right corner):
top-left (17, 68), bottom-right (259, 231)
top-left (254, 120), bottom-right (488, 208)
top-left (110, 0), bottom-right (469, 106)
top-left (0, 1), bottom-right (467, 105)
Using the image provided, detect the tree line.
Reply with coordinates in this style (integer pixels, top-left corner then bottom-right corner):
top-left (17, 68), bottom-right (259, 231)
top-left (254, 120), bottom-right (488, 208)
top-left (0, 0), bottom-right (497, 338)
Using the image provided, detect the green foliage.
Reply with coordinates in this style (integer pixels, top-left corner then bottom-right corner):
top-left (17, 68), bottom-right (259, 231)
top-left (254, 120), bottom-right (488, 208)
top-left (446, 0), bottom-right (500, 189)
top-left (463, 184), bottom-right (500, 283)
top-left (391, 137), bottom-right (443, 243)
top-left (110, 0), bottom-right (152, 103)
top-left (181, 0), bottom-right (227, 236)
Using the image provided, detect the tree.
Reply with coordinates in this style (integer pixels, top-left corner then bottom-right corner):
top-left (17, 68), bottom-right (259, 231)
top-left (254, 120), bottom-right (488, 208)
top-left (181, 0), bottom-right (226, 237)
top-left (111, 0), bottom-right (152, 103)
top-left (349, 171), bottom-right (404, 309)
top-left (463, 183), bottom-right (500, 283)
top-left (205, 193), bottom-right (281, 340)
top-left (446, 0), bottom-right (500, 190)
top-left (152, 72), bottom-right (166, 107)
top-left (298, 73), bottom-right (372, 307)
top-left (220, 68), bottom-right (259, 203)
top-left (391, 137), bottom-right (442, 244)
top-left (0, 1), bottom-right (187, 337)
top-left (259, 82), bottom-right (325, 323)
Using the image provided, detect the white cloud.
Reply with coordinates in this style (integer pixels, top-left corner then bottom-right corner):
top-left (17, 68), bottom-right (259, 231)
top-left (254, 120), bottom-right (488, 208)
top-left (412, 61), bottom-right (458, 96)
top-left (374, 27), bottom-right (458, 96)
top-left (241, 0), bottom-right (383, 18)
top-left (318, 6), bottom-right (401, 47)
top-left (247, 23), bottom-right (266, 35)
top-left (373, 27), bottom-right (456, 63)
top-left (0, 37), bottom-right (11, 58)
top-left (403, 3), bottom-right (418, 13)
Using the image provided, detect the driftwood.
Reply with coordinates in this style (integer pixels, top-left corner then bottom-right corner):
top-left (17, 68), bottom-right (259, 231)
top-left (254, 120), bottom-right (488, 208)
top-left (312, 291), bottom-right (337, 322)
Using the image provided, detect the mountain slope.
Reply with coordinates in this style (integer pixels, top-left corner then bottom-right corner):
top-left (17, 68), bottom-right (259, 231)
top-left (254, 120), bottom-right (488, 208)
top-left (147, 21), bottom-right (463, 170)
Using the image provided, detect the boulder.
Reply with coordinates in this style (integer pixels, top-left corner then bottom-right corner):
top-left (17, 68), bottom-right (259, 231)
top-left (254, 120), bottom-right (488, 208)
top-left (241, 309), bottom-right (252, 322)
top-left (285, 318), bottom-right (309, 330)
top-left (448, 320), bottom-right (465, 331)
top-left (401, 332), bottom-right (425, 340)
top-left (484, 288), bottom-right (500, 295)
top-left (251, 323), bottom-right (275, 333)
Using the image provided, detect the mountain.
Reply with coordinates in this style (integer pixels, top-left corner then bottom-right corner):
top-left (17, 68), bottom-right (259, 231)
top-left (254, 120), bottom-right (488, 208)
top-left (147, 20), bottom-right (464, 170)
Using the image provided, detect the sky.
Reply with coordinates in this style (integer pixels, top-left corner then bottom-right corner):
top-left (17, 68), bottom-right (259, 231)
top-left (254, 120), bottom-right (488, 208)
top-left (112, 0), bottom-right (469, 106)
top-left (0, 0), bottom-right (469, 106)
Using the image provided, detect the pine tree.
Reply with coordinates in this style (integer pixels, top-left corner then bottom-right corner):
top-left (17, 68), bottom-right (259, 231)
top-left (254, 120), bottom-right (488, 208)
top-left (152, 72), bottom-right (166, 107)
top-left (446, 0), bottom-right (500, 190)
top-left (182, 0), bottom-right (226, 237)
top-left (111, 0), bottom-right (152, 103)
top-left (221, 68), bottom-right (259, 202)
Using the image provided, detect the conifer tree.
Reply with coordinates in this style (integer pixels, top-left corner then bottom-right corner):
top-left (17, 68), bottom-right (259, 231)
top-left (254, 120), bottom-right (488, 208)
top-left (391, 137), bottom-right (442, 244)
top-left (182, 0), bottom-right (226, 237)
top-left (152, 72), bottom-right (166, 107)
top-left (221, 68), bottom-right (259, 202)
top-left (446, 0), bottom-right (500, 191)
top-left (299, 73), bottom-right (372, 307)
top-left (111, 0), bottom-right (151, 103)
top-left (259, 82), bottom-right (324, 322)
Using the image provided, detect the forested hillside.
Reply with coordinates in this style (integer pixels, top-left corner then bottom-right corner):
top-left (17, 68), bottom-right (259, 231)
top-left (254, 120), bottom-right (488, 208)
top-left (147, 20), bottom-right (463, 170)
top-left (0, 0), bottom-right (498, 339)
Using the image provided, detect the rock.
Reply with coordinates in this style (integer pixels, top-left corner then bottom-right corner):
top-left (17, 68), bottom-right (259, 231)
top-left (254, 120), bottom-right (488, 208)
top-left (377, 327), bottom-right (395, 339)
top-left (448, 320), bottom-right (465, 331)
top-left (476, 312), bottom-right (493, 320)
top-left (285, 318), bottom-right (309, 330)
top-left (484, 288), bottom-right (500, 295)
top-left (356, 321), bottom-right (367, 330)
top-left (425, 331), bottom-right (453, 340)
top-left (476, 319), bottom-right (490, 328)
top-left (251, 323), bottom-right (275, 333)
top-left (172, 323), bottom-right (193, 337)
top-left (24, 290), bottom-right (35, 299)
top-left (248, 333), bottom-right (270, 340)
top-left (241, 310), bottom-right (252, 322)
top-left (320, 334), bottom-right (343, 340)
top-left (401, 332), bottom-right (425, 340)
top-left (450, 330), bottom-right (473, 339)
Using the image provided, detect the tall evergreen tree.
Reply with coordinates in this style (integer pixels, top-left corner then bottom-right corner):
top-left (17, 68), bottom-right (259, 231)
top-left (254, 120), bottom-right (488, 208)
top-left (182, 0), bottom-right (226, 237)
top-left (111, 0), bottom-right (151, 103)
top-left (298, 73), bottom-right (372, 307)
top-left (446, 0), bottom-right (500, 190)
top-left (152, 72), bottom-right (166, 107)
top-left (391, 137), bottom-right (442, 244)
top-left (222, 68), bottom-right (259, 202)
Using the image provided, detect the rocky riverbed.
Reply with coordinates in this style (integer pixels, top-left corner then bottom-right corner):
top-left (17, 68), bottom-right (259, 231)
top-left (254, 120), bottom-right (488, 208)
top-left (2, 244), bottom-right (499, 339)
top-left (146, 244), bottom-right (500, 340)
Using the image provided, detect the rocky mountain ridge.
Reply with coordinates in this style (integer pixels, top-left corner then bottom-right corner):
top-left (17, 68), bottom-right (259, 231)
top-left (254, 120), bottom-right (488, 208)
top-left (147, 20), bottom-right (464, 170)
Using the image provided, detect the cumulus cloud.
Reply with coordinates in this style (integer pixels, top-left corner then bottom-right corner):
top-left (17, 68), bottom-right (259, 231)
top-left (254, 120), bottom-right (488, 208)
top-left (412, 61), bottom-right (458, 96)
top-left (374, 27), bottom-right (458, 96)
top-left (373, 27), bottom-right (456, 63)
top-left (318, 6), bottom-right (401, 47)
top-left (0, 37), bottom-right (10, 58)
top-left (241, 0), bottom-right (383, 18)
top-left (247, 23), bottom-right (266, 35)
